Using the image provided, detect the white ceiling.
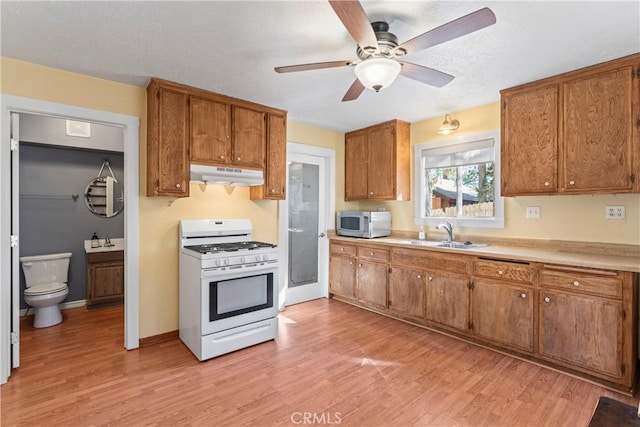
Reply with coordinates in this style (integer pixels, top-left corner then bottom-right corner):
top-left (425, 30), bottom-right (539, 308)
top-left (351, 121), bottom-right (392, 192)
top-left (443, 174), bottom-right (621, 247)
top-left (1, 1), bottom-right (639, 132)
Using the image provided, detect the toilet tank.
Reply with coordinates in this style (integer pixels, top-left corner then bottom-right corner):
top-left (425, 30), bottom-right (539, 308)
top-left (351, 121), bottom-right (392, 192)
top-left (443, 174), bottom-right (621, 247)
top-left (19, 252), bottom-right (72, 287)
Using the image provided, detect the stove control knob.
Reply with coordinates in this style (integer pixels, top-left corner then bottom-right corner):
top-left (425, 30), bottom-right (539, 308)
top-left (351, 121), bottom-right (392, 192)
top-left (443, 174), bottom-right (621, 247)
top-left (215, 259), bottom-right (221, 266)
top-left (223, 259), bottom-right (230, 266)
top-left (241, 257), bottom-right (246, 263)
top-left (255, 255), bottom-right (261, 262)
top-left (262, 255), bottom-right (269, 261)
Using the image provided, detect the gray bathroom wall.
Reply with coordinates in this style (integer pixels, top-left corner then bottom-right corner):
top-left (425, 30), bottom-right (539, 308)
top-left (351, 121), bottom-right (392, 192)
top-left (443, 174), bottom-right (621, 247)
top-left (19, 143), bottom-right (124, 308)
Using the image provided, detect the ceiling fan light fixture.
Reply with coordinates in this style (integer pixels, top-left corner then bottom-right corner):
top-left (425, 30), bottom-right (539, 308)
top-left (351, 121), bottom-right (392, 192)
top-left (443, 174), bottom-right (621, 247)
top-left (354, 58), bottom-right (401, 93)
top-left (437, 114), bottom-right (460, 135)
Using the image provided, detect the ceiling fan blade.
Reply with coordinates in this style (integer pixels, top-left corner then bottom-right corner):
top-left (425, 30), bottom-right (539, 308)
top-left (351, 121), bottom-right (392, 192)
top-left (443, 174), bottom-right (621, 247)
top-left (400, 62), bottom-right (455, 88)
top-left (397, 7), bottom-right (496, 55)
top-left (342, 79), bottom-right (365, 102)
top-left (328, 0), bottom-right (378, 51)
top-left (275, 60), bottom-right (352, 73)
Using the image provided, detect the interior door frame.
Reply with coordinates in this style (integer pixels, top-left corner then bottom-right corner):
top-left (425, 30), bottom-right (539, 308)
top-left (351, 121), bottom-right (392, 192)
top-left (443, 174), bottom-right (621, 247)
top-left (278, 142), bottom-right (335, 310)
top-left (0, 95), bottom-right (140, 384)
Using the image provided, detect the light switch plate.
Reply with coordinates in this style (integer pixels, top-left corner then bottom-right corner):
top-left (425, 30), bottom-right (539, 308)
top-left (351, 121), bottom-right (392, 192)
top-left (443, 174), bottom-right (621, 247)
top-left (605, 205), bottom-right (625, 220)
top-left (526, 206), bottom-right (541, 219)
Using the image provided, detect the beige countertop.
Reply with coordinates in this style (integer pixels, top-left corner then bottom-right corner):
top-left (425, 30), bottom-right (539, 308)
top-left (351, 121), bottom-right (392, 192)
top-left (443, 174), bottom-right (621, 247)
top-left (84, 238), bottom-right (124, 254)
top-left (331, 235), bottom-right (640, 273)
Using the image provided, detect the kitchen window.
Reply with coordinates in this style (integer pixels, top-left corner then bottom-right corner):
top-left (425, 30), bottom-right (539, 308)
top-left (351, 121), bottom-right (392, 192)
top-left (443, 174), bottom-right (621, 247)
top-left (414, 130), bottom-right (504, 228)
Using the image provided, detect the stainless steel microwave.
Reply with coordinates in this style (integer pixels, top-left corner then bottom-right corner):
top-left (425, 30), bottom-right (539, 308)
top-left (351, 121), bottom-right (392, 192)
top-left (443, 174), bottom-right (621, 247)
top-left (336, 211), bottom-right (391, 238)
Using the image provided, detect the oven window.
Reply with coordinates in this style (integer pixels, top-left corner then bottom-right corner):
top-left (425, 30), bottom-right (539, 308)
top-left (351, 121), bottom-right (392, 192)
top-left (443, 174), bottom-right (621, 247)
top-left (340, 216), bottom-right (361, 230)
top-left (209, 273), bottom-right (273, 321)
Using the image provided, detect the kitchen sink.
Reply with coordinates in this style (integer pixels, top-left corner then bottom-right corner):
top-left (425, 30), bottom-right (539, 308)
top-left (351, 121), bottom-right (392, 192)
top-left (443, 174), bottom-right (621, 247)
top-left (434, 241), bottom-right (487, 249)
top-left (379, 238), bottom-right (487, 249)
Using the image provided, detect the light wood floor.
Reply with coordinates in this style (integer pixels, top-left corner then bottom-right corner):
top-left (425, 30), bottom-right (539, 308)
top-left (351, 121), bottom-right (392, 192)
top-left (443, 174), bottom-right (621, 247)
top-left (1, 298), bottom-right (637, 426)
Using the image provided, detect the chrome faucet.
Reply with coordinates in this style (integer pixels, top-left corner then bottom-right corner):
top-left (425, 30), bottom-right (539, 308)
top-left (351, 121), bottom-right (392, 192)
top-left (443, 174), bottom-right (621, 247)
top-left (436, 221), bottom-right (454, 243)
top-left (104, 235), bottom-right (113, 247)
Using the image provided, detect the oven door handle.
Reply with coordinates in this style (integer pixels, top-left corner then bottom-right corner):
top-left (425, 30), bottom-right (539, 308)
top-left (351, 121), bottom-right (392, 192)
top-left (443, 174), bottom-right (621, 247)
top-left (201, 263), bottom-right (277, 280)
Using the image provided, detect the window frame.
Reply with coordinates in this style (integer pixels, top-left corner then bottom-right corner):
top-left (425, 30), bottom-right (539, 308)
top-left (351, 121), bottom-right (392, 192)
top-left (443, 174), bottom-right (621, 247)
top-left (413, 130), bottom-right (504, 229)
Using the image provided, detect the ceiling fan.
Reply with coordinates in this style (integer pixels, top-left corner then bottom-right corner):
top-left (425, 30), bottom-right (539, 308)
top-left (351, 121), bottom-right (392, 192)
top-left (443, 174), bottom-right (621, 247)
top-left (275, 1), bottom-right (496, 102)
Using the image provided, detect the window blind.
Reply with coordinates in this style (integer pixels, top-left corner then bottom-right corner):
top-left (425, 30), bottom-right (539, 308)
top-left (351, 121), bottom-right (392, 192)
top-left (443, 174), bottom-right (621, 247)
top-left (421, 137), bottom-right (494, 169)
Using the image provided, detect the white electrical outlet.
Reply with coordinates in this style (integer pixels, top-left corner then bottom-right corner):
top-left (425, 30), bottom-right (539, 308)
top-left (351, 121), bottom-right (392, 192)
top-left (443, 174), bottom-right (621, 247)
top-left (526, 206), bottom-right (541, 219)
top-left (605, 205), bottom-right (625, 220)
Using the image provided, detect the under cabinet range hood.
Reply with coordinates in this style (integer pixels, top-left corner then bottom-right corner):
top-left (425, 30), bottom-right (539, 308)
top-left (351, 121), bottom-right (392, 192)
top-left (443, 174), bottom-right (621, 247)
top-left (190, 164), bottom-right (264, 186)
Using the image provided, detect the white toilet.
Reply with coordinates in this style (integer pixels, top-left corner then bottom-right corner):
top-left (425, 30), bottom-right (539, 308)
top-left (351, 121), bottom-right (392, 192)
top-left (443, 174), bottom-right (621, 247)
top-left (20, 252), bottom-right (71, 328)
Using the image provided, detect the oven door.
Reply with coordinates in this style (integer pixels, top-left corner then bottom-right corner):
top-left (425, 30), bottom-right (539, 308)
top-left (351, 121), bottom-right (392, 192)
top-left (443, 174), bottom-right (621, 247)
top-left (201, 263), bottom-right (278, 335)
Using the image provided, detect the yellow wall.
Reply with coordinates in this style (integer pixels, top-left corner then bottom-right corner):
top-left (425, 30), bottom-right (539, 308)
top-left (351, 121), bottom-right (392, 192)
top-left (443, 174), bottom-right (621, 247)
top-left (1, 57), bottom-right (343, 337)
top-left (362, 102), bottom-right (640, 245)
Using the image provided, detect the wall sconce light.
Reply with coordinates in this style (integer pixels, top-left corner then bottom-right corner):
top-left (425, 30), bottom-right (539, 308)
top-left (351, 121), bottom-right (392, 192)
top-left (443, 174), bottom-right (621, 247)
top-left (437, 114), bottom-right (460, 135)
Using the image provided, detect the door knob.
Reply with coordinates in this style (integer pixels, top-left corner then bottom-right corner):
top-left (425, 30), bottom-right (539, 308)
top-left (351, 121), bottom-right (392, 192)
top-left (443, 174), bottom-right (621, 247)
top-left (318, 232), bottom-right (326, 238)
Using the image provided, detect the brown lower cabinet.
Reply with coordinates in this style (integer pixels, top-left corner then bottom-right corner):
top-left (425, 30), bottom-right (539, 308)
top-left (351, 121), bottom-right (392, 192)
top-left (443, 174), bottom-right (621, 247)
top-left (426, 272), bottom-right (469, 333)
top-left (472, 280), bottom-right (534, 352)
top-left (329, 239), bottom-right (637, 392)
top-left (87, 251), bottom-right (124, 309)
top-left (389, 266), bottom-right (424, 319)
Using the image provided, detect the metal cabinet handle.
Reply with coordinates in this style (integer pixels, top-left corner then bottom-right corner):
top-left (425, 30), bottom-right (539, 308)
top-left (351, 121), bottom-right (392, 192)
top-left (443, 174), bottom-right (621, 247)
top-left (340, 248), bottom-right (344, 252)
top-left (573, 281), bottom-right (580, 286)
top-left (520, 293), bottom-right (527, 299)
top-left (544, 297), bottom-right (550, 303)
top-left (569, 180), bottom-right (575, 186)
top-left (176, 183), bottom-right (181, 188)
top-left (369, 192), bottom-right (374, 196)
top-left (370, 252), bottom-right (374, 256)
top-left (428, 276), bottom-right (433, 281)
top-left (498, 270), bottom-right (504, 276)
top-left (417, 274), bottom-right (422, 279)
top-left (237, 157), bottom-right (242, 161)
top-left (544, 181), bottom-right (550, 187)
top-left (358, 263), bottom-right (362, 267)
top-left (220, 155), bottom-right (225, 160)
top-left (349, 261), bottom-right (353, 265)
top-left (270, 189), bottom-right (276, 193)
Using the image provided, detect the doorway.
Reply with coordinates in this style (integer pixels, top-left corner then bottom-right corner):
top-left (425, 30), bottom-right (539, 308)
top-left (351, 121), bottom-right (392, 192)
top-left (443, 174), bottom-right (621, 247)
top-left (1, 95), bottom-right (140, 384)
top-left (278, 143), bottom-right (335, 307)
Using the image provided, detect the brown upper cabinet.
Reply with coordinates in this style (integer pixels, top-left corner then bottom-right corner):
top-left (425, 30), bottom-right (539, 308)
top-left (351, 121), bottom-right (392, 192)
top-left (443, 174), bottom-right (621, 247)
top-left (501, 53), bottom-right (640, 196)
top-left (250, 112), bottom-right (287, 200)
top-left (147, 80), bottom-right (190, 197)
top-left (146, 78), bottom-right (287, 198)
top-left (345, 119), bottom-right (410, 201)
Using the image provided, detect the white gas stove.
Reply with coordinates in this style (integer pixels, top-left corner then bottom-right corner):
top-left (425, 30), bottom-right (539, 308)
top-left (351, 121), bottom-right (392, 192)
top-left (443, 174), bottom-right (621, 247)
top-left (179, 219), bottom-right (279, 361)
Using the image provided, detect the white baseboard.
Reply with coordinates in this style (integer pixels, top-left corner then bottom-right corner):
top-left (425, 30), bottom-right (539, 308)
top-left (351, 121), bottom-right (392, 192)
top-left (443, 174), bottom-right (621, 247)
top-left (20, 299), bottom-right (87, 316)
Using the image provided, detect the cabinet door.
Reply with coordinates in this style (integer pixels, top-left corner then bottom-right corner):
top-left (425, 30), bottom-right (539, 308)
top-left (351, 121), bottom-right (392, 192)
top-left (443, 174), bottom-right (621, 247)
top-left (329, 256), bottom-right (356, 299)
top-left (357, 260), bottom-right (388, 309)
top-left (88, 261), bottom-right (124, 307)
top-left (264, 113), bottom-right (287, 199)
top-left (367, 124), bottom-right (395, 199)
top-left (425, 273), bottom-right (469, 332)
top-left (539, 290), bottom-right (623, 379)
top-left (344, 130), bottom-right (368, 201)
top-left (231, 106), bottom-right (265, 169)
top-left (389, 267), bottom-right (424, 319)
top-left (501, 85), bottom-right (558, 195)
top-left (153, 87), bottom-right (190, 196)
top-left (190, 96), bottom-right (230, 165)
top-left (563, 66), bottom-right (634, 192)
top-left (472, 280), bottom-right (534, 352)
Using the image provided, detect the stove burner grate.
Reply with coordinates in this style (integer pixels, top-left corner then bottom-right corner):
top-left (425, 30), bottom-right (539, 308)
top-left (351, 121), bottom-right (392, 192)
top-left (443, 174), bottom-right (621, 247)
top-left (185, 241), bottom-right (276, 254)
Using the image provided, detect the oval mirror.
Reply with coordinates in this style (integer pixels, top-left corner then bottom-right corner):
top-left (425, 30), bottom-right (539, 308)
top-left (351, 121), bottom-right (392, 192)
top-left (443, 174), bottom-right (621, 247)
top-left (84, 176), bottom-right (124, 218)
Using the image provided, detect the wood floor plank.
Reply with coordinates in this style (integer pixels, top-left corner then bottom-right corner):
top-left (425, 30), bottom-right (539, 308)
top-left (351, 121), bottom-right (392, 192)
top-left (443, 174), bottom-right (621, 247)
top-left (1, 299), bottom-right (637, 426)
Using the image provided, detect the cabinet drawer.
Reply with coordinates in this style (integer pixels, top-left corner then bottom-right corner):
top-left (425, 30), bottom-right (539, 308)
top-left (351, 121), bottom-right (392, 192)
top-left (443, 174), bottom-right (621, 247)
top-left (330, 242), bottom-right (356, 257)
top-left (391, 248), bottom-right (468, 274)
top-left (540, 269), bottom-right (622, 299)
top-left (357, 246), bottom-right (390, 262)
top-left (474, 260), bottom-right (533, 284)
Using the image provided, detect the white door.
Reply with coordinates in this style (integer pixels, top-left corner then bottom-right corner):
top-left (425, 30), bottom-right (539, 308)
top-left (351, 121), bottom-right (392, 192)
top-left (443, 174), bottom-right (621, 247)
top-left (10, 112), bottom-right (20, 369)
top-left (284, 152), bottom-right (328, 306)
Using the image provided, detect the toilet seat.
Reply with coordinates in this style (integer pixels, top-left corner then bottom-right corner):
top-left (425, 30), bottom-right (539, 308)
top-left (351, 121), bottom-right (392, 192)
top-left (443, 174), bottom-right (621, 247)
top-left (24, 282), bottom-right (68, 296)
